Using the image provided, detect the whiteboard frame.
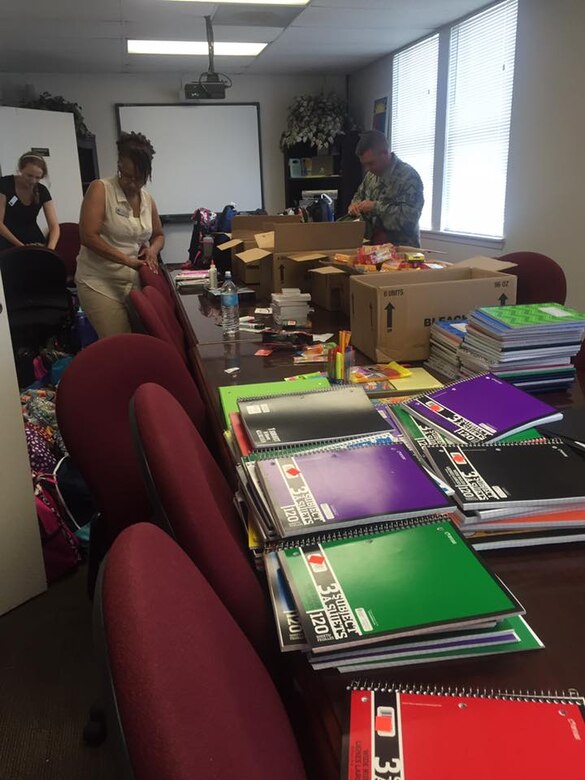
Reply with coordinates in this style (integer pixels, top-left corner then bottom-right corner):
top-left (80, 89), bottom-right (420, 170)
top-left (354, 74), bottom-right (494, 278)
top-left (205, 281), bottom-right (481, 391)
top-left (115, 102), bottom-right (265, 220)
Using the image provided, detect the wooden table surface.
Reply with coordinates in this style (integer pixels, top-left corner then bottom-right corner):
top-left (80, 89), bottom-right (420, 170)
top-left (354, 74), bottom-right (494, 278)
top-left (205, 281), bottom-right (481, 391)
top-left (172, 278), bottom-right (585, 772)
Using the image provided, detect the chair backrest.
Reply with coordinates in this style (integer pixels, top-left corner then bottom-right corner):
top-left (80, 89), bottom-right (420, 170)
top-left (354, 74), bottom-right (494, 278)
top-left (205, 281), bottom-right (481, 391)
top-left (499, 251), bottom-right (567, 305)
top-left (0, 246), bottom-right (68, 309)
top-left (138, 264), bottom-right (175, 309)
top-left (143, 285), bottom-right (188, 362)
top-left (129, 289), bottom-right (188, 365)
top-left (56, 334), bottom-right (207, 549)
top-left (54, 222), bottom-right (81, 283)
top-left (99, 523), bottom-right (306, 780)
top-left (131, 382), bottom-right (276, 664)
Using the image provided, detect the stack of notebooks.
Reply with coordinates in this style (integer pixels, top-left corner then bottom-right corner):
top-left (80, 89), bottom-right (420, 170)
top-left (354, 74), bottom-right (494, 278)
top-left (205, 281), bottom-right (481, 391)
top-left (424, 439), bottom-right (585, 549)
top-left (425, 319), bottom-right (467, 379)
top-left (265, 516), bottom-right (541, 671)
top-left (458, 303), bottom-right (585, 392)
top-left (390, 373), bottom-right (585, 549)
top-left (343, 682), bottom-right (585, 779)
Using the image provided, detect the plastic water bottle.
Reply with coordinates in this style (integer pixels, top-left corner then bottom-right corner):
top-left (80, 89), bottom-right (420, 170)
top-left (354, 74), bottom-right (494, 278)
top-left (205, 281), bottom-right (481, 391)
top-left (75, 306), bottom-right (98, 348)
top-left (221, 271), bottom-right (239, 337)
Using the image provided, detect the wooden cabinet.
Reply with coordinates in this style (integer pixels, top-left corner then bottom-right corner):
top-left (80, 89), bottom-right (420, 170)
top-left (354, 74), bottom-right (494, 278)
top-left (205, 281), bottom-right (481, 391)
top-left (283, 131), bottom-right (362, 218)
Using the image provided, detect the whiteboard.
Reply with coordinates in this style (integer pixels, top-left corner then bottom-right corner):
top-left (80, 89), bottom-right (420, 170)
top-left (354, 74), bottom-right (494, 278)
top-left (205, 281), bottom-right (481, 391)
top-left (117, 104), bottom-right (264, 217)
top-left (0, 106), bottom-right (83, 227)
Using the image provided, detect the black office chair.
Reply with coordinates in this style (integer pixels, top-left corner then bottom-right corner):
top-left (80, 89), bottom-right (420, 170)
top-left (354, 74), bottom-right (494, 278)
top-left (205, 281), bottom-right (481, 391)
top-left (0, 247), bottom-right (73, 385)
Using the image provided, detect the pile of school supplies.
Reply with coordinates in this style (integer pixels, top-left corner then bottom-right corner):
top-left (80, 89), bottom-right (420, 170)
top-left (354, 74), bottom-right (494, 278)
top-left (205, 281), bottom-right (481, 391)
top-left (333, 244), bottom-right (448, 273)
top-left (458, 303), bottom-right (585, 392)
top-left (174, 269), bottom-right (210, 289)
top-left (271, 288), bottom-right (311, 327)
top-left (425, 319), bottom-right (467, 379)
top-left (349, 363), bottom-right (443, 397)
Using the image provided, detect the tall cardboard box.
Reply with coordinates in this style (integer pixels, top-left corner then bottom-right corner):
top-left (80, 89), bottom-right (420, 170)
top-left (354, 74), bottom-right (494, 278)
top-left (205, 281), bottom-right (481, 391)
top-left (349, 258), bottom-right (517, 362)
top-left (218, 214), bottom-right (301, 259)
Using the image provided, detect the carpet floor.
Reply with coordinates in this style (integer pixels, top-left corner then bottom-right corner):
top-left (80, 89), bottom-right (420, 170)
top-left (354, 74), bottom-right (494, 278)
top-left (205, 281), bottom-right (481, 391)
top-left (0, 565), bottom-right (121, 779)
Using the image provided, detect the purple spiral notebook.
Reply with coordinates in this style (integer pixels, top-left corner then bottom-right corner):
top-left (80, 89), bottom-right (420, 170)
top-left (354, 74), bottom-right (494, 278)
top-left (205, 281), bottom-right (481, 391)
top-left (256, 442), bottom-right (454, 537)
top-left (403, 373), bottom-right (562, 444)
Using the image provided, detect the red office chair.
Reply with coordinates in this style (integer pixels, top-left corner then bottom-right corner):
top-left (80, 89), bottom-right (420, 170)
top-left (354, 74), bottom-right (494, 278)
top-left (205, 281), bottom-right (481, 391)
top-left (130, 382), bottom-right (276, 664)
top-left (499, 251), bottom-right (567, 304)
top-left (54, 222), bottom-right (81, 284)
top-left (129, 289), bottom-right (188, 365)
top-left (56, 334), bottom-right (208, 592)
top-left (139, 264), bottom-right (175, 310)
top-left (143, 285), bottom-right (188, 361)
top-left (97, 523), bottom-right (307, 780)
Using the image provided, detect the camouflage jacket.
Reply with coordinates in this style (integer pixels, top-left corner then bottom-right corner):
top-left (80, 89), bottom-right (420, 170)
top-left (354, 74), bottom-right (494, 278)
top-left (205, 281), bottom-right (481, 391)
top-left (351, 153), bottom-right (424, 247)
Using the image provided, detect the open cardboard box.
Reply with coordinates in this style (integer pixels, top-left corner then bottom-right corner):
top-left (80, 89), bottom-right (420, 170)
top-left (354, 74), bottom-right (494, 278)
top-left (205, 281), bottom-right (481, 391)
top-left (247, 222), bottom-right (365, 295)
top-left (217, 214), bottom-right (301, 258)
top-left (308, 265), bottom-right (347, 311)
top-left (349, 256), bottom-right (518, 362)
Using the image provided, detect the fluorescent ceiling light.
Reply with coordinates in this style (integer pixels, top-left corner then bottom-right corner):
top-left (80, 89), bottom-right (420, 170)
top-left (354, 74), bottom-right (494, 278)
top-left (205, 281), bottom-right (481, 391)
top-left (168, 0), bottom-right (308, 4)
top-left (128, 40), bottom-right (267, 56)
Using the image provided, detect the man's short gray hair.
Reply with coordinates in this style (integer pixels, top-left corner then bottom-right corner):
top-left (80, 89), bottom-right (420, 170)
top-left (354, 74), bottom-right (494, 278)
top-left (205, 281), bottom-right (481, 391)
top-left (355, 130), bottom-right (389, 156)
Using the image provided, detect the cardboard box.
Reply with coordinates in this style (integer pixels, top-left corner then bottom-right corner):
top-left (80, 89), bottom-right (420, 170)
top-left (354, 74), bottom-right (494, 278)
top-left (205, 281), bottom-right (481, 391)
top-left (281, 252), bottom-right (329, 293)
top-left (308, 266), bottom-right (347, 311)
top-left (218, 214), bottom-right (302, 258)
top-left (349, 257), bottom-right (517, 362)
top-left (232, 247), bottom-right (273, 300)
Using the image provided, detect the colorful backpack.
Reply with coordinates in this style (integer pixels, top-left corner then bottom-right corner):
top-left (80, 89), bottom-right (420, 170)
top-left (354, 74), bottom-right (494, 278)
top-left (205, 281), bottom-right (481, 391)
top-left (34, 476), bottom-right (82, 583)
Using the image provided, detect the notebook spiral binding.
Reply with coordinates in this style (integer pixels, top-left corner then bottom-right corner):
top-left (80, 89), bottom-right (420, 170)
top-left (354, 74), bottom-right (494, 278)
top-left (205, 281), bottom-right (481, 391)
top-left (236, 384), bottom-right (363, 406)
top-left (270, 514), bottom-right (456, 551)
top-left (243, 431), bottom-right (398, 461)
top-left (423, 437), bottom-right (563, 450)
top-left (347, 679), bottom-right (583, 705)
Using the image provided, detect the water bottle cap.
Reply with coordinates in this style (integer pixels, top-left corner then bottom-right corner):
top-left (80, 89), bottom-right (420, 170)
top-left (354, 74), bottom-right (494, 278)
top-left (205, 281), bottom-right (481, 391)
top-left (225, 271), bottom-right (231, 279)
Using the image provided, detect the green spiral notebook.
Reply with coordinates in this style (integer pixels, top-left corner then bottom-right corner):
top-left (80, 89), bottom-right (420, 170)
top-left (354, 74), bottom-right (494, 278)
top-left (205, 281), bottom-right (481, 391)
top-left (278, 517), bottom-right (523, 653)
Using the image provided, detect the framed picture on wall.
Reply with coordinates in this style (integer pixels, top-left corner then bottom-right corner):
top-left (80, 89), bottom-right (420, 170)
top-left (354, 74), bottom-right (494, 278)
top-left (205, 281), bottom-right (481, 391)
top-left (372, 97), bottom-right (388, 133)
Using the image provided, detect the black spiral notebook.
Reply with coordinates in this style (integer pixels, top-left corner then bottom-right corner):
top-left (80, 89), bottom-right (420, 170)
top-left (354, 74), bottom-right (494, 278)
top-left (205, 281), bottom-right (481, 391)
top-left (425, 439), bottom-right (585, 512)
top-left (237, 385), bottom-right (394, 450)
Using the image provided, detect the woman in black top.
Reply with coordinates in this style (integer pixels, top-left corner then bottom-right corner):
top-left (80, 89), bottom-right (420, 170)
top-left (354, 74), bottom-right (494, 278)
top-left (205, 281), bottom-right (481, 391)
top-left (0, 152), bottom-right (60, 251)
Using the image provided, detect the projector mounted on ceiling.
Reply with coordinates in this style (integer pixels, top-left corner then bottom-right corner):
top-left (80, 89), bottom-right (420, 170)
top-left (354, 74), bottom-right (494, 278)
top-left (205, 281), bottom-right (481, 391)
top-left (184, 16), bottom-right (232, 100)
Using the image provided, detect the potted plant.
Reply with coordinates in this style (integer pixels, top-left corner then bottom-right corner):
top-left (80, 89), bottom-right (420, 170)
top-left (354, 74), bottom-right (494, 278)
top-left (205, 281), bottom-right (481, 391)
top-left (280, 93), bottom-right (358, 152)
top-left (19, 91), bottom-right (94, 140)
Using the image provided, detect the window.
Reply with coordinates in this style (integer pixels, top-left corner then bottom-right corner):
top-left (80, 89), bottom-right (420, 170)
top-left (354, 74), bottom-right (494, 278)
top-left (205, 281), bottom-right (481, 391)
top-left (391, 35), bottom-right (439, 231)
top-left (442, 0), bottom-right (518, 237)
top-left (388, 0), bottom-right (518, 239)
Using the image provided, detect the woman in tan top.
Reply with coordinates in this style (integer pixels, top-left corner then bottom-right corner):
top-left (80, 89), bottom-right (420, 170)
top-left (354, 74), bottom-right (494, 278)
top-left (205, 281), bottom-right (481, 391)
top-left (76, 131), bottom-right (164, 338)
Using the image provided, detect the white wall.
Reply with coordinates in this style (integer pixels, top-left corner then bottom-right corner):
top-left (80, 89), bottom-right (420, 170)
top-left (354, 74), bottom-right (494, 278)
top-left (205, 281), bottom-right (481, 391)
top-left (0, 274), bottom-right (46, 615)
top-left (0, 72), bottom-right (345, 263)
top-left (349, 0), bottom-right (585, 308)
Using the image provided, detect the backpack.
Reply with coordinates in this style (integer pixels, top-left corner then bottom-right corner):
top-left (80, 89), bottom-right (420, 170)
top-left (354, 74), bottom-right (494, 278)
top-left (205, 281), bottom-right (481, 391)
top-left (306, 194), bottom-right (334, 223)
top-left (216, 203), bottom-right (238, 233)
top-left (34, 476), bottom-right (82, 583)
top-left (187, 207), bottom-right (218, 268)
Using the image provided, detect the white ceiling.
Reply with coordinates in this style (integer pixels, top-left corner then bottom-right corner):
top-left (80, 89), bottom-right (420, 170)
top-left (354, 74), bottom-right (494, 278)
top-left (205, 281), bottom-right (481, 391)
top-left (0, 0), bottom-right (491, 76)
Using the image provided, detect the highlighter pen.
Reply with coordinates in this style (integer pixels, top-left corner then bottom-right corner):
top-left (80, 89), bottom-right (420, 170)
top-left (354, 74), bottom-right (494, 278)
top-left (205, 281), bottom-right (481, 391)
top-left (335, 350), bottom-right (343, 382)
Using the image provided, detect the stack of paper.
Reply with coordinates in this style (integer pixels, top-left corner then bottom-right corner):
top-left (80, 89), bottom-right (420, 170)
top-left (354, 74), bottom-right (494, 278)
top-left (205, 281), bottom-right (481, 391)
top-left (425, 319), bottom-right (467, 379)
top-left (174, 269), bottom-right (210, 289)
top-left (271, 288), bottom-right (311, 326)
top-left (458, 303), bottom-right (585, 392)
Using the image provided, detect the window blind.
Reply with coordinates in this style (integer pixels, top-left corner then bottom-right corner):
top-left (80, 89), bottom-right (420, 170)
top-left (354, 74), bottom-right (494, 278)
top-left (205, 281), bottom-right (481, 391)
top-left (442, 0), bottom-right (518, 237)
top-left (391, 34), bottom-right (439, 231)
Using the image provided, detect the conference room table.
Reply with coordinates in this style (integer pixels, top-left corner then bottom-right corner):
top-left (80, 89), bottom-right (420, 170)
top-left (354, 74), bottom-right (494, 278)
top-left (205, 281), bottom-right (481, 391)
top-left (171, 274), bottom-right (585, 774)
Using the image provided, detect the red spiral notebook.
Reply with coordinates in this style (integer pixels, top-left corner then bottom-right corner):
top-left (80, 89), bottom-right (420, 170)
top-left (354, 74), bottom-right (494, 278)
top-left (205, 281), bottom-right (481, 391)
top-left (344, 684), bottom-right (585, 780)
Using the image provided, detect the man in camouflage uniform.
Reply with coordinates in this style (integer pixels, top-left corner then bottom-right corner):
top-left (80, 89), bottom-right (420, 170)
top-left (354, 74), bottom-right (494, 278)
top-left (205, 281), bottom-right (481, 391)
top-left (349, 130), bottom-right (424, 247)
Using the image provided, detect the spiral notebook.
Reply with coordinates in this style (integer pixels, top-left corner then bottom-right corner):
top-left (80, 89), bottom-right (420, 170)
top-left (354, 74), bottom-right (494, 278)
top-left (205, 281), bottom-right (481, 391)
top-left (403, 373), bottom-right (562, 444)
top-left (238, 385), bottom-right (394, 450)
top-left (255, 441), bottom-right (454, 537)
top-left (344, 683), bottom-right (585, 780)
top-left (425, 439), bottom-right (585, 513)
top-left (277, 516), bottom-right (523, 653)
